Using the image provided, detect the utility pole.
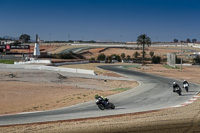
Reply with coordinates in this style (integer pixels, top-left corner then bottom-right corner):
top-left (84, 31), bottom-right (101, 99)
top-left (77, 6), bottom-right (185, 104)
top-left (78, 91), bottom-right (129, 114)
top-left (120, 35), bottom-right (123, 44)
top-left (180, 43), bottom-right (183, 72)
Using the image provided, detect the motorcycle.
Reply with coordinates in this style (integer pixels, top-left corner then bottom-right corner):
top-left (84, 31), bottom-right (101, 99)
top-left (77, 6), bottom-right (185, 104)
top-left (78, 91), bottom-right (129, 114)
top-left (174, 87), bottom-right (182, 96)
top-left (183, 83), bottom-right (189, 92)
top-left (96, 98), bottom-right (115, 110)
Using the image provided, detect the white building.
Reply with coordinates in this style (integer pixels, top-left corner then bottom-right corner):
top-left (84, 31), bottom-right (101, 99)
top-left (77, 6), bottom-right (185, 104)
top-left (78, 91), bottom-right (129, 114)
top-left (0, 40), bottom-right (15, 45)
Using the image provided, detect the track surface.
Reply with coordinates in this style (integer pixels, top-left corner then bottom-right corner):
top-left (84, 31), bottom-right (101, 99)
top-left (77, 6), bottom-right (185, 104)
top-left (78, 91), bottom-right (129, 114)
top-left (0, 65), bottom-right (199, 126)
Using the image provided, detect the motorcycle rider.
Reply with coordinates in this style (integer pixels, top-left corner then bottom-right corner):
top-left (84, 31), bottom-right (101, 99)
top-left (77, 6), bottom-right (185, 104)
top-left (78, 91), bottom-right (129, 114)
top-left (95, 95), bottom-right (108, 106)
top-left (183, 80), bottom-right (189, 86)
top-left (173, 82), bottom-right (181, 92)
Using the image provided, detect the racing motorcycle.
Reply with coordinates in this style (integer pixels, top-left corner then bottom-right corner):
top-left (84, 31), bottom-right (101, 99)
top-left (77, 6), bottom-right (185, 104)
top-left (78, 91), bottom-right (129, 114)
top-left (174, 87), bottom-right (182, 96)
top-left (183, 83), bottom-right (189, 92)
top-left (96, 98), bottom-right (115, 110)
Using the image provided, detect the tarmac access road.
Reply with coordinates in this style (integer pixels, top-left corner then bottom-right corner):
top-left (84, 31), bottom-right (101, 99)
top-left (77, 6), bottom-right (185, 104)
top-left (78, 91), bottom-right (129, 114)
top-left (0, 65), bottom-right (199, 126)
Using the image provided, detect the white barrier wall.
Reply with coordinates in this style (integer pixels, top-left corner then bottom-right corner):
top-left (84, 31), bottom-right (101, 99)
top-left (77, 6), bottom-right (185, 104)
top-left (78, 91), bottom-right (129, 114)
top-left (0, 63), bottom-right (95, 75)
top-left (14, 60), bottom-right (52, 65)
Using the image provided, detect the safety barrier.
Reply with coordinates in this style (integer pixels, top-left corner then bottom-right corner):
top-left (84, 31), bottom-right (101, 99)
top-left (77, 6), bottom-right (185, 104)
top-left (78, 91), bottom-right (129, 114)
top-left (0, 63), bottom-right (95, 75)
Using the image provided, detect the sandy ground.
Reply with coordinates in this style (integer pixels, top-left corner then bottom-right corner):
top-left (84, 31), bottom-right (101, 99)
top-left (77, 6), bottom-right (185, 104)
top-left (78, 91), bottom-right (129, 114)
top-left (1, 46), bottom-right (200, 132)
top-left (0, 70), bottom-right (137, 115)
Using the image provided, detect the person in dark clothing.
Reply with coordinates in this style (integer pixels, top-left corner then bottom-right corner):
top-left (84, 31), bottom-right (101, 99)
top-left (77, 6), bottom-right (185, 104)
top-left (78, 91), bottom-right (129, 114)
top-left (173, 82), bottom-right (181, 92)
top-left (95, 95), bottom-right (108, 106)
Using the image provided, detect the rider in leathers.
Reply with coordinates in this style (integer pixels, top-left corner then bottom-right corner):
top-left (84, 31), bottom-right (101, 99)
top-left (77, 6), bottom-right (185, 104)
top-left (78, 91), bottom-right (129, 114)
top-left (95, 95), bottom-right (108, 106)
top-left (173, 82), bottom-right (181, 92)
top-left (183, 80), bottom-right (189, 86)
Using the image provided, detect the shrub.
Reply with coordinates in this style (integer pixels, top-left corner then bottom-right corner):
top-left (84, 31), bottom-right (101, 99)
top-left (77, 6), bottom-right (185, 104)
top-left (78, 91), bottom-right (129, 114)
top-left (176, 56), bottom-right (181, 64)
top-left (193, 55), bottom-right (200, 64)
top-left (152, 56), bottom-right (161, 64)
top-left (106, 54), bottom-right (121, 62)
top-left (121, 53), bottom-right (125, 59)
top-left (111, 54), bottom-right (121, 62)
top-left (149, 51), bottom-right (154, 58)
top-left (97, 53), bottom-right (106, 61)
top-left (59, 53), bottom-right (74, 59)
top-left (133, 51), bottom-right (140, 58)
top-left (89, 57), bottom-right (95, 61)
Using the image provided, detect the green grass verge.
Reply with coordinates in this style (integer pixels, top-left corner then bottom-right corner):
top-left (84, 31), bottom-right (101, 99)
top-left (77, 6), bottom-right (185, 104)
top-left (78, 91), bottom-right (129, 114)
top-left (111, 88), bottom-right (130, 92)
top-left (122, 65), bottom-right (141, 69)
top-left (0, 59), bottom-right (15, 64)
top-left (163, 65), bottom-right (179, 69)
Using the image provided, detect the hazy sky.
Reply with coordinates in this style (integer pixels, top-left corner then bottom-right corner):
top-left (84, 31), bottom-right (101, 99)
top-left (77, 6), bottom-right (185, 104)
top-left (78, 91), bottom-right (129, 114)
top-left (0, 0), bottom-right (200, 42)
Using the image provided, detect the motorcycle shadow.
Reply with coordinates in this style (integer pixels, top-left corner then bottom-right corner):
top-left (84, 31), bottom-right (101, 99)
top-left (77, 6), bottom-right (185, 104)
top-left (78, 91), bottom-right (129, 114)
top-left (186, 91), bottom-right (198, 93)
top-left (113, 107), bottom-right (126, 110)
top-left (181, 93), bottom-right (197, 96)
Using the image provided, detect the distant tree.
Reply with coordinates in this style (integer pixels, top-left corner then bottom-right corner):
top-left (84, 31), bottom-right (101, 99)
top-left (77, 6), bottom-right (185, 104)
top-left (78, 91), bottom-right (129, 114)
top-left (89, 40), bottom-right (96, 43)
top-left (89, 57), bottom-right (95, 61)
top-left (127, 55), bottom-right (131, 60)
top-left (121, 53), bottom-right (125, 59)
top-left (68, 40), bottom-right (74, 43)
top-left (149, 51), bottom-right (154, 58)
top-left (193, 55), bottom-right (200, 64)
top-left (133, 51), bottom-right (140, 58)
top-left (192, 39), bottom-right (197, 43)
top-left (106, 54), bottom-right (121, 62)
top-left (137, 34), bottom-right (151, 65)
top-left (97, 53), bottom-right (106, 61)
top-left (111, 54), bottom-right (121, 62)
top-left (173, 38), bottom-right (178, 43)
top-left (141, 51), bottom-right (146, 57)
top-left (19, 34), bottom-right (30, 43)
top-left (107, 55), bottom-right (112, 62)
top-left (186, 38), bottom-right (191, 43)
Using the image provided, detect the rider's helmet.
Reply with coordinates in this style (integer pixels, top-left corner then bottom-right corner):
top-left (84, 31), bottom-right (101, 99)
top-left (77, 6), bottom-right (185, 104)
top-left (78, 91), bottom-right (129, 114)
top-left (95, 95), bottom-right (99, 99)
top-left (173, 82), bottom-right (176, 85)
top-left (184, 80), bottom-right (186, 82)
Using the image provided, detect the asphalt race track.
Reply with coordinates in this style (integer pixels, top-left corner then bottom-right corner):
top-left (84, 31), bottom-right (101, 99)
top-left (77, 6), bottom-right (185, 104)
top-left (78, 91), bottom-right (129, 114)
top-left (0, 65), bottom-right (199, 126)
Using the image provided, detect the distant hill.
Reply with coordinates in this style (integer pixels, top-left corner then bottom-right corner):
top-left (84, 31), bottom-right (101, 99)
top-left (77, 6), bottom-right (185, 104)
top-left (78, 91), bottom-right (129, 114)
top-left (2, 36), bottom-right (19, 40)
